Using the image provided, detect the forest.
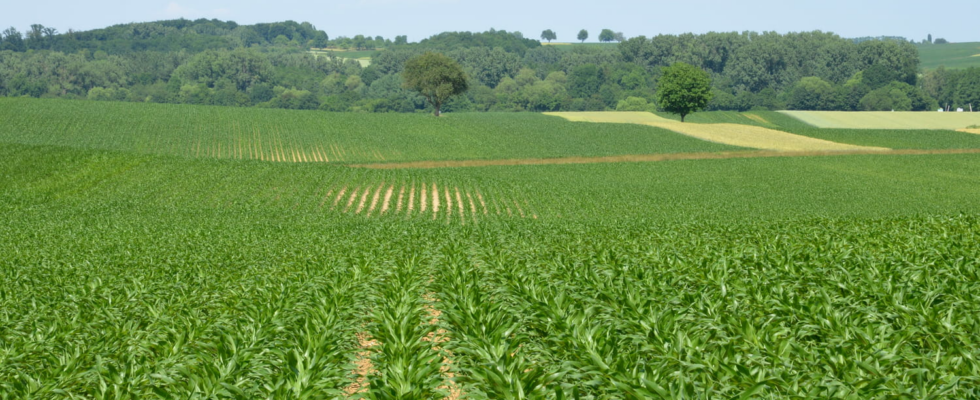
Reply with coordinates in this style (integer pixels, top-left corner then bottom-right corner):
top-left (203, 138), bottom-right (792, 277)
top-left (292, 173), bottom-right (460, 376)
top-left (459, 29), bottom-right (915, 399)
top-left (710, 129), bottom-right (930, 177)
top-left (1, 18), bottom-right (979, 113)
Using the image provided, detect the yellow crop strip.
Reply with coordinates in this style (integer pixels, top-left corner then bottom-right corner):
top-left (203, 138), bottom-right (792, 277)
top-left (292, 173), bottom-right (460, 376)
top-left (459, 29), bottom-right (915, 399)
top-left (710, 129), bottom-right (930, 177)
top-left (545, 112), bottom-right (888, 152)
top-left (781, 110), bottom-right (980, 130)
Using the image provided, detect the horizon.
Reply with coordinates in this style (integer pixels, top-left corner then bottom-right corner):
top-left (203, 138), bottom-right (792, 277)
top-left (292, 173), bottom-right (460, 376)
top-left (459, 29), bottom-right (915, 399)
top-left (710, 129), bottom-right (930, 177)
top-left (2, 0), bottom-right (978, 44)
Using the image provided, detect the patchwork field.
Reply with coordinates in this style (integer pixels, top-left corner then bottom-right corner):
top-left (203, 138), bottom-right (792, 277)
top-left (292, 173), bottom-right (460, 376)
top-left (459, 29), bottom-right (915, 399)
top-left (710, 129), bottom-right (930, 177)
top-left (547, 111), bottom-right (889, 151)
top-left (3, 99), bottom-right (980, 398)
top-left (780, 110), bottom-right (980, 130)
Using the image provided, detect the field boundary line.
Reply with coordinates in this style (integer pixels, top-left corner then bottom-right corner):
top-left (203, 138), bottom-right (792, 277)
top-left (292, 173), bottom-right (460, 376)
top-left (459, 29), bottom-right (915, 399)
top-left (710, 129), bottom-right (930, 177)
top-left (349, 148), bottom-right (980, 169)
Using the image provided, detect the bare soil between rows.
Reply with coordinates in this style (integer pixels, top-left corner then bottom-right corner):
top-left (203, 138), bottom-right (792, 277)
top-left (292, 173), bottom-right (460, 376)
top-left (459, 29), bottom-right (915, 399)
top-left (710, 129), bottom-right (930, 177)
top-left (349, 148), bottom-right (980, 170)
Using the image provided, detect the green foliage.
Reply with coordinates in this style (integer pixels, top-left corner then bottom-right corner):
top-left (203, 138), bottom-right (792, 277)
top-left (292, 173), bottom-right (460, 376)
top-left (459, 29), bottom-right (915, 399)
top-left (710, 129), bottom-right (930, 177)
top-left (577, 29), bottom-right (588, 43)
top-left (859, 85), bottom-right (913, 111)
top-left (615, 96), bottom-right (652, 111)
top-left (787, 77), bottom-right (836, 110)
top-left (656, 62), bottom-right (713, 122)
top-left (402, 52), bottom-right (469, 116)
top-left (3, 140), bottom-right (980, 397)
top-left (540, 29), bottom-right (557, 43)
top-left (598, 29), bottom-right (616, 43)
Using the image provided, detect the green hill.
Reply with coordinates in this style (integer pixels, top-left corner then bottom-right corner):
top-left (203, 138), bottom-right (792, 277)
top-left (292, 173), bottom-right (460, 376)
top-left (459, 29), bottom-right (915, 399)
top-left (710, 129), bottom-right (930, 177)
top-left (917, 42), bottom-right (980, 69)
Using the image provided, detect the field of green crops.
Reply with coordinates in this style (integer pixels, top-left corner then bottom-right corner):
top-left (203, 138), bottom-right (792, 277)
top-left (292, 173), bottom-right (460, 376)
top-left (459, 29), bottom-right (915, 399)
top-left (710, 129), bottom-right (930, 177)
top-left (3, 99), bottom-right (980, 398)
top-left (917, 42), bottom-right (980, 70)
top-left (0, 98), bottom-right (740, 164)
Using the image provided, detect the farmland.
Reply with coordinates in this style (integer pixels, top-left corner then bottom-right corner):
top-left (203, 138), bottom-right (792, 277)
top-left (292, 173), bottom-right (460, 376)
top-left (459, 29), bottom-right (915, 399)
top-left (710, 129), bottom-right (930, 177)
top-left (2, 99), bottom-right (980, 398)
top-left (780, 110), bottom-right (980, 130)
top-left (0, 98), bottom-right (740, 163)
top-left (916, 42), bottom-right (980, 70)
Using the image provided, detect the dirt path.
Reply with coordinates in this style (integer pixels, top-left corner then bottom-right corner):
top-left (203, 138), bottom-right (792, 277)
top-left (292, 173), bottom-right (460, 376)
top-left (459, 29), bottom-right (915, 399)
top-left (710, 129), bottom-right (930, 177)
top-left (350, 148), bottom-right (980, 169)
top-left (343, 331), bottom-right (379, 396)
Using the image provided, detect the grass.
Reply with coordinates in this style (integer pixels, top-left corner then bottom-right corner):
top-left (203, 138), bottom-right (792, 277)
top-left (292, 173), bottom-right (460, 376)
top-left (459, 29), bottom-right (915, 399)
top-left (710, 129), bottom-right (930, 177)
top-left (916, 41), bottom-right (980, 70)
top-left (3, 100), bottom-right (980, 398)
top-left (0, 98), bottom-right (741, 164)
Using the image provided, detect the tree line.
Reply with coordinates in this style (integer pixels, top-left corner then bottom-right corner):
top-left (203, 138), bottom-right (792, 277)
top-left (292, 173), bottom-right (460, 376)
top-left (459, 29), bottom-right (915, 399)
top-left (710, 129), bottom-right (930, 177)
top-left (1, 20), bottom-right (978, 113)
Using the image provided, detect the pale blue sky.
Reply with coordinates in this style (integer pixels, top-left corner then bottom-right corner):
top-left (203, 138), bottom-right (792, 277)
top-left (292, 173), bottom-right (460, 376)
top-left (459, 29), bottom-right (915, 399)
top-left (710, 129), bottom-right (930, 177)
top-left (3, 0), bottom-right (977, 43)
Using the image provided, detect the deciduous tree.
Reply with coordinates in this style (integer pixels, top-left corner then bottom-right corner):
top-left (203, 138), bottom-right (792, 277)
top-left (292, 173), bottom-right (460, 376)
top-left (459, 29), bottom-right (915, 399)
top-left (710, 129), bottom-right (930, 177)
top-left (656, 62), bottom-right (713, 122)
top-left (540, 29), bottom-right (557, 43)
top-left (599, 29), bottom-right (615, 43)
top-left (402, 52), bottom-right (469, 116)
top-left (577, 29), bottom-right (588, 43)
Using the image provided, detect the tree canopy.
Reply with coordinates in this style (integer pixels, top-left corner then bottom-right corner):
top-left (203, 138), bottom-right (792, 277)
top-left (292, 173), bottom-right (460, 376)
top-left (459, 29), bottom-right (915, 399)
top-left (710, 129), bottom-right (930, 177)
top-left (656, 62), bottom-right (713, 122)
top-left (540, 29), bottom-right (557, 43)
top-left (599, 29), bottom-right (616, 43)
top-left (577, 29), bottom-right (588, 43)
top-left (402, 52), bottom-right (469, 116)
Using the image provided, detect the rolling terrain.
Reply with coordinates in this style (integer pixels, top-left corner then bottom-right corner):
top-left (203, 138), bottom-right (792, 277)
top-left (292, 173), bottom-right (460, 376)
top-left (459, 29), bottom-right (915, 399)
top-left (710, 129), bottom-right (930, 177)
top-left (2, 99), bottom-right (979, 398)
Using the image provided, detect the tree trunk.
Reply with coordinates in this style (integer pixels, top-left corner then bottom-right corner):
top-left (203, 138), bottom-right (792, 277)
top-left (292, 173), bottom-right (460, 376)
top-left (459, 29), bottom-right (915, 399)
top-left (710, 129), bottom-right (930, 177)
top-left (434, 102), bottom-right (441, 117)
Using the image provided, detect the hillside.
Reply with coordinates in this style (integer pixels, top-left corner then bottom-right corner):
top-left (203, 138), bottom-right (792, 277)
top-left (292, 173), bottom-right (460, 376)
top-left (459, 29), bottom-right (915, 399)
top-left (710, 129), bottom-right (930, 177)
top-left (917, 42), bottom-right (980, 70)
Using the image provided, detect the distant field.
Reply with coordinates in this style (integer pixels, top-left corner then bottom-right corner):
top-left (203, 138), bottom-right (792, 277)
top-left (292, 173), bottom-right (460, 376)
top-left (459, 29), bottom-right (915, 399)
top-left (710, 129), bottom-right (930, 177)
top-left (309, 49), bottom-right (374, 66)
top-left (547, 111), bottom-right (887, 151)
top-left (0, 98), bottom-right (739, 163)
top-left (916, 42), bottom-right (980, 70)
top-left (780, 110), bottom-right (980, 129)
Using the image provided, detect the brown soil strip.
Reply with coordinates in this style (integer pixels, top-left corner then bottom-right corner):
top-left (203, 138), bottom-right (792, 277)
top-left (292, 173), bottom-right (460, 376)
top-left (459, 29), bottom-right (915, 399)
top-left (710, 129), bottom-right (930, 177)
top-left (432, 183), bottom-right (440, 220)
top-left (366, 183), bottom-right (385, 217)
top-left (355, 186), bottom-right (372, 214)
top-left (349, 149), bottom-right (980, 169)
top-left (421, 294), bottom-right (463, 400)
top-left (455, 188), bottom-right (466, 224)
top-left (381, 185), bottom-right (395, 214)
top-left (444, 187), bottom-right (453, 221)
top-left (465, 191), bottom-right (478, 221)
top-left (332, 186), bottom-right (348, 210)
top-left (513, 199), bottom-right (526, 218)
top-left (319, 189), bottom-right (335, 208)
top-left (344, 187), bottom-right (360, 213)
top-left (476, 191), bottom-right (489, 215)
top-left (343, 331), bottom-right (379, 396)
top-left (420, 184), bottom-right (428, 213)
top-left (397, 185), bottom-right (407, 214)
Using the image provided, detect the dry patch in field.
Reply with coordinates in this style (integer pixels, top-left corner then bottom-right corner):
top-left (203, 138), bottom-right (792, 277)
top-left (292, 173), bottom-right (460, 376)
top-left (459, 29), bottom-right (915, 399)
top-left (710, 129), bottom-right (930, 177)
top-left (344, 332), bottom-right (379, 396)
top-left (744, 114), bottom-right (771, 124)
top-left (320, 181), bottom-right (535, 223)
top-left (545, 111), bottom-right (888, 152)
top-left (780, 110), bottom-right (980, 130)
top-left (422, 294), bottom-right (463, 400)
top-left (958, 128), bottom-right (980, 135)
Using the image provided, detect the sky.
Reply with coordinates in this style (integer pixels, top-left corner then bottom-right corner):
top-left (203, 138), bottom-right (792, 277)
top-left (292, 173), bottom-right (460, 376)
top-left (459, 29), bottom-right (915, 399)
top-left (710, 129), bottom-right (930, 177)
top-left (2, 0), bottom-right (978, 43)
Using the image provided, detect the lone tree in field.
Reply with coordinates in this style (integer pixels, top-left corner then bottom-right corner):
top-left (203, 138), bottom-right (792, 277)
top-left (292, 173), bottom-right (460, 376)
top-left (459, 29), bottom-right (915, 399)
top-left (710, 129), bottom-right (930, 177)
top-left (656, 62), bottom-right (713, 122)
top-left (577, 29), bottom-right (588, 43)
top-left (599, 29), bottom-right (616, 42)
top-left (541, 29), bottom-right (557, 43)
top-left (402, 52), bottom-right (469, 116)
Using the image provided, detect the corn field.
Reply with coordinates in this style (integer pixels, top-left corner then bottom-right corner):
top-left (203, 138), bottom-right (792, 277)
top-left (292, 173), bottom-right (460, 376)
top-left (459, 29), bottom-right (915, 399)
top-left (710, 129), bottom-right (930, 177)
top-left (2, 100), bottom-right (980, 398)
